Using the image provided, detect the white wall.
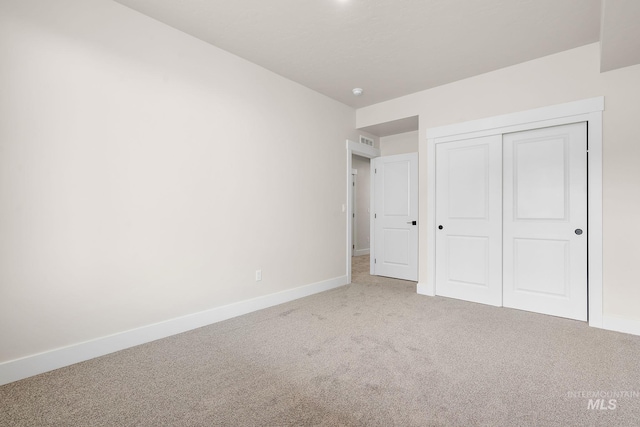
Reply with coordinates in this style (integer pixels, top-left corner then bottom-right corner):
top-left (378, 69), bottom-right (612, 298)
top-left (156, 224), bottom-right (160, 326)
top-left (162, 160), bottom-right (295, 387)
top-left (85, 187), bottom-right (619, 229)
top-left (357, 43), bottom-right (640, 324)
top-left (379, 131), bottom-right (419, 156)
top-left (351, 155), bottom-right (370, 254)
top-left (0, 0), bottom-right (359, 364)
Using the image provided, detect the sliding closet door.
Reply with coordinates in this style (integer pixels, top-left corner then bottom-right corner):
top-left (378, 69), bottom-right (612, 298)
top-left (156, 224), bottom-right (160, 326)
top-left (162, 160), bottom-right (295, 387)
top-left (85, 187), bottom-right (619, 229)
top-left (435, 135), bottom-right (503, 306)
top-left (503, 123), bottom-right (588, 321)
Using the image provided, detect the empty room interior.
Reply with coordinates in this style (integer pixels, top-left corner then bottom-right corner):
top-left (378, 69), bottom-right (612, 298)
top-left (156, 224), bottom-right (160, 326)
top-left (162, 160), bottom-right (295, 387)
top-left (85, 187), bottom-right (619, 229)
top-left (2, 0), bottom-right (640, 425)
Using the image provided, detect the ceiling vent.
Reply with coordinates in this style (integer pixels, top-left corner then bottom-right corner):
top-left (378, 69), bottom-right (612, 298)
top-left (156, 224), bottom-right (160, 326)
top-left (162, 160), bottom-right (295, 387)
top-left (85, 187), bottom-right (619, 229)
top-left (359, 135), bottom-right (374, 147)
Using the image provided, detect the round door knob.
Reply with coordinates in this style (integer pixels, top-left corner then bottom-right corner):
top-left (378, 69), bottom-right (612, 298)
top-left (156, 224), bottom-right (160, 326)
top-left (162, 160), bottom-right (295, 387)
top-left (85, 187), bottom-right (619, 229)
top-left (438, 225), bottom-right (444, 230)
top-left (575, 229), bottom-right (583, 235)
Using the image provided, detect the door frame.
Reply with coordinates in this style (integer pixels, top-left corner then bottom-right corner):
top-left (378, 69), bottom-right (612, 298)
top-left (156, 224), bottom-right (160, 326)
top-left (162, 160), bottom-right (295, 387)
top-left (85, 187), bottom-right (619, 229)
top-left (351, 169), bottom-right (357, 256)
top-left (421, 97), bottom-right (604, 328)
top-left (346, 140), bottom-right (380, 284)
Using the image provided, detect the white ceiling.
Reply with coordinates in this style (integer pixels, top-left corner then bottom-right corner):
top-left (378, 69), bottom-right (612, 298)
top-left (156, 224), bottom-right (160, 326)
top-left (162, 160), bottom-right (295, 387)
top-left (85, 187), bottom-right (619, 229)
top-left (112, 0), bottom-right (637, 111)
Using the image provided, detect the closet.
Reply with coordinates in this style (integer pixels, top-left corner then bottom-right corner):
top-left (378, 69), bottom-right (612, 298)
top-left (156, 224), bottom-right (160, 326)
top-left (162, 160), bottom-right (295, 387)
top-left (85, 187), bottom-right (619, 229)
top-left (434, 122), bottom-right (588, 321)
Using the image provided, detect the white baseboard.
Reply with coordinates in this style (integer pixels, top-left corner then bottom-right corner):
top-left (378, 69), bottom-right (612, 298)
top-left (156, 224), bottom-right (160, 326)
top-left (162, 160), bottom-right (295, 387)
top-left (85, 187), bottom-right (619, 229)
top-left (601, 315), bottom-right (640, 337)
top-left (416, 282), bottom-right (435, 296)
top-left (354, 249), bottom-right (370, 256)
top-left (0, 275), bottom-right (348, 386)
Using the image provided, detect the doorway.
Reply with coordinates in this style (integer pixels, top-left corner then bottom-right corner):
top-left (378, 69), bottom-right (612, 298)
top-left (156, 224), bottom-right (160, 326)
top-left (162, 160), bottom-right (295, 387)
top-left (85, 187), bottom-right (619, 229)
top-left (346, 140), bottom-right (420, 284)
top-left (346, 140), bottom-right (380, 283)
top-left (352, 155), bottom-right (371, 257)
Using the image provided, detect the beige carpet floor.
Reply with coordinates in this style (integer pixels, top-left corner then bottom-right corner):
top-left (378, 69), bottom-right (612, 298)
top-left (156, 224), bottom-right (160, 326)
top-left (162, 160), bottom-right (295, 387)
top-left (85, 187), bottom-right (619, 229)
top-left (2, 255), bottom-right (640, 426)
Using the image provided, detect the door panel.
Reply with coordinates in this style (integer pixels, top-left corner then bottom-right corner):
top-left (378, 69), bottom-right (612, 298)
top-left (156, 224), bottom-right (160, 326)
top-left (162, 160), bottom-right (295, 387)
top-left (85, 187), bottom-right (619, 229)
top-left (373, 153), bottom-right (418, 281)
top-left (503, 123), bottom-right (587, 321)
top-left (447, 236), bottom-right (489, 286)
top-left (383, 162), bottom-right (410, 216)
top-left (435, 136), bottom-right (502, 306)
top-left (514, 138), bottom-right (568, 220)
top-left (447, 144), bottom-right (490, 219)
top-left (513, 238), bottom-right (569, 296)
top-left (383, 229), bottom-right (410, 265)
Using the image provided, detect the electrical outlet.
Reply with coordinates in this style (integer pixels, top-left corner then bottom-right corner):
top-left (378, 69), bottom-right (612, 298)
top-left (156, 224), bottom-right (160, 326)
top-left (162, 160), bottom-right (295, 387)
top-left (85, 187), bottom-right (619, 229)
top-left (255, 269), bottom-right (262, 281)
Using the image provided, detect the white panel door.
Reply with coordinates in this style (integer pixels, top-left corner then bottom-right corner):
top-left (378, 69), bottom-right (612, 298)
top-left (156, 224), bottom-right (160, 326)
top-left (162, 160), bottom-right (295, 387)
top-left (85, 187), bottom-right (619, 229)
top-left (373, 153), bottom-right (418, 281)
top-left (503, 123), bottom-right (587, 321)
top-left (435, 136), bottom-right (503, 306)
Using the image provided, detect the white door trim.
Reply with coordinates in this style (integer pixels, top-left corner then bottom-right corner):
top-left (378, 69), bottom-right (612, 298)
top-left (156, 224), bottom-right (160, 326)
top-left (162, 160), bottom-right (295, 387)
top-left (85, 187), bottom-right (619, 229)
top-left (351, 170), bottom-right (357, 257)
top-left (421, 97), bottom-right (604, 329)
top-left (346, 140), bottom-right (380, 283)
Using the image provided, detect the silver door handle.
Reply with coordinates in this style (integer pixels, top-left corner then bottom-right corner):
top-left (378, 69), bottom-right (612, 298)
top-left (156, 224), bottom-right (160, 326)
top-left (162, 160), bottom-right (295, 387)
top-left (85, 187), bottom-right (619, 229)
top-left (407, 221), bottom-right (417, 225)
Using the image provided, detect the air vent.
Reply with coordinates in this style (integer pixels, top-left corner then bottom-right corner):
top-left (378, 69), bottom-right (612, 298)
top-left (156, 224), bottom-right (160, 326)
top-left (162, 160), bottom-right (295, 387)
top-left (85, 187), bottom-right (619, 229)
top-left (359, 135), bottom-right (374, 147)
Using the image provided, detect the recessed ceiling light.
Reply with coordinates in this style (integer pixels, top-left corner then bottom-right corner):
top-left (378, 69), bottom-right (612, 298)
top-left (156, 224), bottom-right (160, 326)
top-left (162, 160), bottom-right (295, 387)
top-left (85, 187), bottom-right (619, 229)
top-left (352, 88), bottom-right (363, 96)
